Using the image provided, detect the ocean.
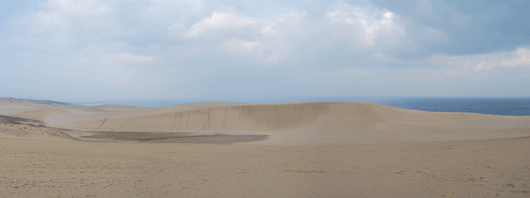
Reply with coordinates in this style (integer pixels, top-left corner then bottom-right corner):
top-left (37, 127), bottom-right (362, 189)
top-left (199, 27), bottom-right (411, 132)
top-left (370, 97), bottom-right (530, 116)
top-left (80, 97), bottom-right (530, 116)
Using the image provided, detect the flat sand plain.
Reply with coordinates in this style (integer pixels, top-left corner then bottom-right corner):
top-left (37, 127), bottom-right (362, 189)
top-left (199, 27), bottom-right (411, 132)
top-left (1, 98), bottom-right (530, 197)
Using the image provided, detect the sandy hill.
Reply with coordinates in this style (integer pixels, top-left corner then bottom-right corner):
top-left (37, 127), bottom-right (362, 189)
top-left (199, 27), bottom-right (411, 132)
top-left (1, 99), bottom-right (529, 145)
top-left (1, 98), bottom-right (530, 197)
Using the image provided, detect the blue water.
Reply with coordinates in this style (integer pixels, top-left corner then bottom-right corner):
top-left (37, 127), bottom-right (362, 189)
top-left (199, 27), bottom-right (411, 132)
top-left (370, 97), bottom-right (530, 116)
top-left (80, 97), bottom-right (530, 116)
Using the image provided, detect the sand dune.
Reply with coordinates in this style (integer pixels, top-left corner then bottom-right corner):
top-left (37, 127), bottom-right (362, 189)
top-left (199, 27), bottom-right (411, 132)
top-left (1, 137), bottom-right (529, 197)
top-left (1, 99), bottom-right (530, 144)
top-left (1, 98), bottom-right (530, 197)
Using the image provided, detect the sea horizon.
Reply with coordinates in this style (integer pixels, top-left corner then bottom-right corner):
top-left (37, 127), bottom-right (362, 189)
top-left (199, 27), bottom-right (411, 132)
top-left (7, 96), bottom-right (525, 116)
top-left (3, 96), bottom-right (529, 116)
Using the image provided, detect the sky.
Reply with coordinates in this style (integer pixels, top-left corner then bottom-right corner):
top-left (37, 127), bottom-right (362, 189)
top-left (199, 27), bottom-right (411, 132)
top-left (1, 0), bottom-right (529, 103)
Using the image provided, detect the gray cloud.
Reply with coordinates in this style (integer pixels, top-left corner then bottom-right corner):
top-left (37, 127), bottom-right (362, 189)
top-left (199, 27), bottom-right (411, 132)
top-left (371, 0), bottom-right (530, 58)
top-left (1, 0), bottom-right (529, 101)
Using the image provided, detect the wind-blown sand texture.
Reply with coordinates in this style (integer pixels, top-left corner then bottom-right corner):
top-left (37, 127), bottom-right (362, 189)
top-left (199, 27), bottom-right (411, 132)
top-left (1, 98), bottom-right (529, 197)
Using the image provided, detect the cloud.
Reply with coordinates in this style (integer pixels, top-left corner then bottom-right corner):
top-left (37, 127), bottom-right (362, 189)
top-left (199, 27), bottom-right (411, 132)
top-left (266, 52), bottom-right (281, 62)
top-left (184, 12), bottom-right (259, 39)
top-left (10, 0), bottom-right (530, 63)
top-left (423, 70), bottom-right (463, 80)
top-left (11, 0), bottom-right (120, 51)
top-left (152, 0), bottom-right (204, 8)
top-left (419, 47), bottom-right (530, 80)
top-left (502, 48), bottom-right (530, 67)
top-left (437, 47), bottom-right (530, 70)
top-left (3, 0), bottom-right (530, 101)
top-left (103, 53), bottom-right (156, 63)
top-left (473, 62), bottom-right (492, 71)
top-left (324, 9), bottom-right (404, 47)
top-left (445, 70), bottom-right (462, 77)
top-left (51, 0), bottom-right (111, 14)
top-left (371, 0), bottom-right (530, 57)
top-left (61, 52), bottom-right (173, 97)
top-left (227, 39), bottom-right (262, 51)
top-left (168, 22), bottom-right (186, 35)
top-left (335, 68), bottom-right (375, 78)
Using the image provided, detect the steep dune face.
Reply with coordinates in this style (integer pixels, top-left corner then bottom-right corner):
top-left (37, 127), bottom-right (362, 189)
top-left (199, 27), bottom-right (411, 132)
top-left (2, 100), bottom-right (530, 145)
top-left (70, 102), bottom-right (333, 132)
top-left (63, 102), bottom-right (530, 133)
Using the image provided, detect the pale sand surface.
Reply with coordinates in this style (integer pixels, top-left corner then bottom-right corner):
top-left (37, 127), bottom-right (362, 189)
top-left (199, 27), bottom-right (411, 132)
top-left (1, 137), bottom-right (529, 197)
top-left (2, 99), bottom-right (529, 145)
top-left (1, 98), bottom-right (530, 197)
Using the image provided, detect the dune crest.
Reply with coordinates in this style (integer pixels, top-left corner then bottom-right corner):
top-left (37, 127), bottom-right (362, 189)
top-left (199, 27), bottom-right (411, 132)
top-left (1, 99), bottom-right (530, 145)
top-left (72, 102), bottom-right (331, 132)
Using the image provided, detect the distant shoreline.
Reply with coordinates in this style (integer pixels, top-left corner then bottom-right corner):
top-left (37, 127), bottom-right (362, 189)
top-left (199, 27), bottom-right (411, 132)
top-left (2, 96), bottom-right (530, 116)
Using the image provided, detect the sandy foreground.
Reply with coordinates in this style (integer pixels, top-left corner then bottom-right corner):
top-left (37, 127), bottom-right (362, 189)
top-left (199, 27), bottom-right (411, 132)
top-left (1, 98), bottom-right (530, 197)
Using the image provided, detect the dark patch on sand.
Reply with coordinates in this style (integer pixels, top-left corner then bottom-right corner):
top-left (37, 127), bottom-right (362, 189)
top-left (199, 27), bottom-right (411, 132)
top-left (146, 134), bottom-right (269, 144)
top-left (79, 131), bottom-right (269, 144)
top-left (0, 115), bottom-right (44, 127)
top-left (1, 114), bottom-right (269, 144)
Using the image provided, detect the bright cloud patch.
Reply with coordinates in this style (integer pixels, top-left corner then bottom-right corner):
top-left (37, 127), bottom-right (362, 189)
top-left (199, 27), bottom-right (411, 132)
top-left (152, 0), bottom-right (204, 7)
top-left (103, 53), bottom-right (156, 63)
top-left (184, 12), bottom-right (259, 39)
top-left (473, 62), bottom-right (493, 71)
top-left (228, 39), bottom-right (262, 51)
top-left (421, 47), bottom-right (530, 80)
top-left (325, 9), bottom-right (402, 47)
top-left (502, 48), bottom-right (530, 67)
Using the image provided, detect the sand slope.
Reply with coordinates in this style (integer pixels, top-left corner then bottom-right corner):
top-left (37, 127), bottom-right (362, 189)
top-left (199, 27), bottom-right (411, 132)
top-left (1, 99), bottom-right (530, 145)
top-left (1, 137), bottom-right (529, 197)
top-left (1, 98), bottom-right (530, 197)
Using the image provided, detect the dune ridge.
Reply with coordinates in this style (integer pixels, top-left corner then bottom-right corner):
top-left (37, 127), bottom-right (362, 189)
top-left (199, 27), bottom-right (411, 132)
top-left (2, 99), bottom-right (529, 145)
top-left (72, 102), bottom-right (331, 132)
